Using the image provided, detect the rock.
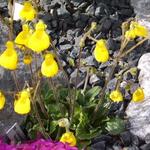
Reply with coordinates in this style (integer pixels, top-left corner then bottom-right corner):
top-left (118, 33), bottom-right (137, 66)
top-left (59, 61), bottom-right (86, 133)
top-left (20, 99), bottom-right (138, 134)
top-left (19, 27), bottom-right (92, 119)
top-left (89, 74), bottom-right (100, 85)
top-left (59, 43), bottom-right (72, 51)
top-left (95, 3), bottom-right (109, 18)
top-left (113, 145), bottom-right (122, 150)
top-left (126, 53), bottom-right (150, 139)
top-left (100, 18), bottom-right (112, 33)
top-left (86, 4), bottom-right (95, 16)
top-left (131, 0), bottom-right (150, 20)
top-left (84, 56), bottom-right (97, 66)
top-left (145, 133), bottom-right (150, 144)
top-left (70, 69), bottom-right (85, 88)
top-left (140, 143), bottom-right (150, 150)
top-left (124, 146), bottom-right (139, 150)
top-left (120, 131), bottom-right (132, 146)
top-left (92, 135), bottom-right (112, 145)
top-left (131, 135), bottom-right (140, 146)
top-left (91, 141), bottom-right (106, 150)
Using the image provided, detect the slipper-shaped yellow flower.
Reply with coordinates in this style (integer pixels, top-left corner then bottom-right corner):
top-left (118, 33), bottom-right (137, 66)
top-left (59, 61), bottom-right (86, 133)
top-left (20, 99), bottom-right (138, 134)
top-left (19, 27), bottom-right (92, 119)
top-left (132, 87), bottom-right (144, 102)
top-left (28, 21), bottom-right (50, 53)
top-left (60, 132), bottom-right (76, 147)
top-left (0, 91), bottom-right (5, 110)
top-left (15, 24), bottom-right (32, 48)
top-left (94, 39), bottom-right (109, 63)
top-left (41, 53), bottom-right (58, 77)
top-left (110, 90), bottom-right (123, 102)
top-left (14, 89), bottom-right (31, 115)
top-left (19, 1), bottom-right (36, 21)
top-left (125, 21), bottom-right (148, 40)
top-left (0, 41), bottom-right (18, 70)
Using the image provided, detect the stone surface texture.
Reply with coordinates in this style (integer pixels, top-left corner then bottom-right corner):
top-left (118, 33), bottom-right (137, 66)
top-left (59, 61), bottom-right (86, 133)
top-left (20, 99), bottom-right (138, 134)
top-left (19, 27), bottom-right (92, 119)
top-left (126, 53), bottom-right (150, 139)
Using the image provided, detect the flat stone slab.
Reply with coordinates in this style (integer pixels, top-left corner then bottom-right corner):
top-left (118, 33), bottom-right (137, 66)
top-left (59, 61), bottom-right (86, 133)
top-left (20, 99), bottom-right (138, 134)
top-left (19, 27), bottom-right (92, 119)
top-left (126, 53), bottom-right (150, 139)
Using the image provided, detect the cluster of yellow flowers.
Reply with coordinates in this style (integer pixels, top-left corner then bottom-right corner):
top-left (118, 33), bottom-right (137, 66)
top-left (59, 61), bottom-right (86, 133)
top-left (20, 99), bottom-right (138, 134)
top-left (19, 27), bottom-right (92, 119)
top-left (0, 2), bottom-right (59, 114)
top-left (109, 87), bottom-right (145, 103)
top-left (125, 21), bottom-right (148, 40)
top-left (0, 1), bottom-right (76, 147)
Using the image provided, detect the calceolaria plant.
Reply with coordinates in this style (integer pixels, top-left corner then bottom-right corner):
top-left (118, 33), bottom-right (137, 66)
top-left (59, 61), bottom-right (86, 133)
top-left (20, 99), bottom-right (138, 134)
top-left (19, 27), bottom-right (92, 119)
top-left (0, 0), bottom-right (149, 149)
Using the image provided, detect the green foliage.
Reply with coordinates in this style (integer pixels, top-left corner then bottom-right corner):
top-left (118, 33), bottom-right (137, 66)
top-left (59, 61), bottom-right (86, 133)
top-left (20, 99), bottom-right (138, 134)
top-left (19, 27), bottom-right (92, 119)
top-left (106, 117), bottom-right (125, 135)
top-left (25, 83), bottom-right (125, 148)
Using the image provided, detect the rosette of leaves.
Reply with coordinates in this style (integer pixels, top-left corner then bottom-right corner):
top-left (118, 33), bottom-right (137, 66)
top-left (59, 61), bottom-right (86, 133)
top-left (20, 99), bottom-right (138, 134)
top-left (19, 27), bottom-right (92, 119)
top-left (24, 83), bottom-right (125, 147)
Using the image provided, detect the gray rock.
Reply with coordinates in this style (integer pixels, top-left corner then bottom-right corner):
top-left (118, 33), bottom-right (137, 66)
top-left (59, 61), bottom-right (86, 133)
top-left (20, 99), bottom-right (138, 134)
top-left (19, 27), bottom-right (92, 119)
top-left (120, 131), bottom-right (132, 146)
top-left (89, 74), bottom-right (100, 85)
top-left (126, 53), bottom-right (150, 139)
top-left (59, 43), bottom-right (72, 51)
top-left (91, 141), bottom-right (106, 150)
top-left (131, 0), bottom-right (150, 20)
top-left (86, 4), bottom-right (95, 16)
top-left (140, 143), bottom-right (150, 150)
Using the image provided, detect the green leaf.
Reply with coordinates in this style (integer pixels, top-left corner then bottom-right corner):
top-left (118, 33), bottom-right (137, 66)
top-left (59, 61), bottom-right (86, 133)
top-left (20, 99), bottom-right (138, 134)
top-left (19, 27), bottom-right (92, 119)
top-left (85, 86), bottom-right (101, 102)
top-left (76, 111), bottom-right (101, 140)
top-left (106, 117), bottom-right (125, 135)
top-left (50, 121), bottom-right (58, 134)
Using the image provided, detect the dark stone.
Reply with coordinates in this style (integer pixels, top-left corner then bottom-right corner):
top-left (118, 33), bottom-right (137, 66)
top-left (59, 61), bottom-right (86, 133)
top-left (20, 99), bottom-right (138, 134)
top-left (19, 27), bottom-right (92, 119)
top-left (91, 141), bottom-right (106, 150)
top-left (59, 44), bottom-right (72, 51)
top-left (95, 3), bottom-right (109, 18)
top-left (92, 135), bottom-right (112, 145)
top-left (131, 135), bottom-right (140, 146)
top-left (100, 18), bottom-right (112, 33)
top-left (145, 134), bottom-right (150, 144)
top-left (38, 12), bottom-right (53, 22)
top-left (127, 146), bottom-right (139, 150)
top-left (84, 56), bottom-right (97, 67)
top-left (73, 10), bottom-right (81, 21)
top-left (112, 145), bottom-right (122, 150)
top-left (89, 74), bottom-right (100, 85)
top-left (120, 131), bottom-right (132, 146)
top-left (80, 13), bottom-right (89, 23)
top-left (13, 21), bottom-right (22, 35)
top-left (51, 20), bottom-right (58, 28)
top-left (140, 143), bottom-right (150, 150)
top-left (71, 0), bottom-right (84, 7)
top-left (119, 9), bottom-right (134, 17)
top-left (70, 49), bottom-right (78, 59)
top-left (107, 38), bottom-right (118, 51)
top-left (70, 69), bottom-right (85, 88)
top-left (86, 3), bottom-right (95, 16)
top-left (76, 20), bottom-right (86, 28)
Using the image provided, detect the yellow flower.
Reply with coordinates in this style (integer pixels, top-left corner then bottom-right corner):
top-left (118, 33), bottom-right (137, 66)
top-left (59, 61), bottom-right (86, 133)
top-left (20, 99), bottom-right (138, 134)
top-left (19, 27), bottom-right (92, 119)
top-left (132, 87), bottom-right (144, 102)
top-left (125, 30), bottom-right (136, 40)
top-left (0, 91), bottom-right (5, 110)
top-left (27, 20), bottom-right (51, 53)
top-left (15, 24), bottom-right (32, 48)
top-left (60, 132), bottom-right (76, 147)
top-left (41, 53), bottom-right (58, 77)
top-left (23, 54), bottom-right (32, 65)
top-left (14, 89), bottom-right (31, 114)
top-left (0, 41), bottom-right (18, 70)
top-left (93, 39), bottom-right (109, 63)
top-left (125, 21), bottom-right (148, 40)
top-left (19, 1), bottom-right (36, 21)
top-left (110, 90), bottom-right (123, 102)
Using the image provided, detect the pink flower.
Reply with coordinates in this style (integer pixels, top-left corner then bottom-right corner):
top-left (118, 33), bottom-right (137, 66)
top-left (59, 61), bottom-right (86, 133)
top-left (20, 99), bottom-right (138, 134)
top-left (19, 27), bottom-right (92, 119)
top-left (0, 139), bottom-right (78, 150)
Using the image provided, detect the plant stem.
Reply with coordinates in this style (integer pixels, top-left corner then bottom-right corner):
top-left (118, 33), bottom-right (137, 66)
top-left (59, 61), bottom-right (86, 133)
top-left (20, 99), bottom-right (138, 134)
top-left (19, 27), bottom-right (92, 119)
top-left (51, 43), bottom-right (72, 115)
top-left (82, 67), bottom-right (89, 94)
top-left (120, 38), bottom-right (148, 58)
top-left (70, 47), bottom-right (82, 123)
top-left (12, 71), bottom-right (20, 91)
top-left (32, 79), bottom-right (50, 138)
